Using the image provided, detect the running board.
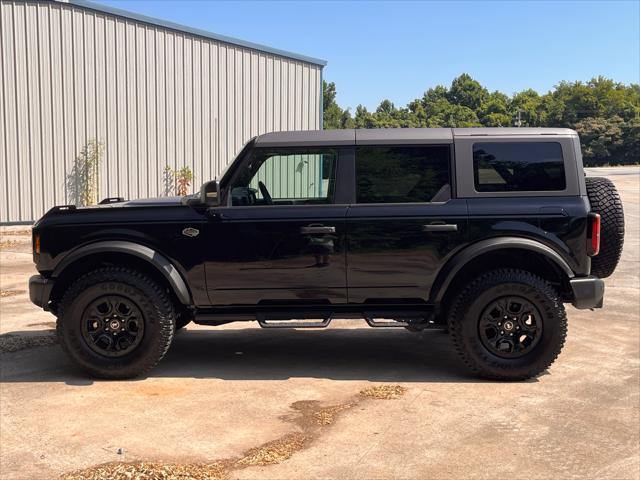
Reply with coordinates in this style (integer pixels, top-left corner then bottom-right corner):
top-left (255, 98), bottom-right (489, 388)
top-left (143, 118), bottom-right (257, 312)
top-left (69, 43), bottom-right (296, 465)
top-left (256, 312), bottom-right (332, 329)
top-left (364, 310), bottom-right (430, 328)
top-left (194, 305), bottom-right (442, 329)
top-left (364, 317), bottom-right (411, 328)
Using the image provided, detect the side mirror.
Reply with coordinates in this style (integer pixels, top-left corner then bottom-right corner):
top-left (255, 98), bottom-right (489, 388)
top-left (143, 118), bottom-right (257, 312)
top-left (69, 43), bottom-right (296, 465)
top-left (200, 180), bottom-right (220, 206)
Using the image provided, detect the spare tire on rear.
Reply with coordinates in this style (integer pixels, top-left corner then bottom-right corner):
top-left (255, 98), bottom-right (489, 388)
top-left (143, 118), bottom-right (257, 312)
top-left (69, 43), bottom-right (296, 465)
top-left (585, 176), bottom-right (624, 279)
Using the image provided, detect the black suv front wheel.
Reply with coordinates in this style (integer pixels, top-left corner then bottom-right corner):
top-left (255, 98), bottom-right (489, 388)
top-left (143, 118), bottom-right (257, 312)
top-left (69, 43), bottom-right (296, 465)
top-left (57, 267), bottom-right (176, 379)
top-left (448, 269), bottom-right (567, 381)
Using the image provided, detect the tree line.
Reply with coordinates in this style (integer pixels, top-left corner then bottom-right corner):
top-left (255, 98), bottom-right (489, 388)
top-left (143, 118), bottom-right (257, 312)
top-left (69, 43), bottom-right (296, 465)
top-left (323, 74), bottom-right (639, 166)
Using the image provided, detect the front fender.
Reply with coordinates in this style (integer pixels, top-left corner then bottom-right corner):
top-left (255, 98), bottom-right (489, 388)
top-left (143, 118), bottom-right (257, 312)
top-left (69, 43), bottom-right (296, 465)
top-left (52, 240), bottom-right (192, 304)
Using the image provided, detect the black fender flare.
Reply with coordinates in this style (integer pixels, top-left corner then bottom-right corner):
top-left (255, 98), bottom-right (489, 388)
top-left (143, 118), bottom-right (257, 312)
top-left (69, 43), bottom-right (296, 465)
top-left (52, 240), bottom-right (192, 304)
top-left (430, 237), bottom-right (575, 303)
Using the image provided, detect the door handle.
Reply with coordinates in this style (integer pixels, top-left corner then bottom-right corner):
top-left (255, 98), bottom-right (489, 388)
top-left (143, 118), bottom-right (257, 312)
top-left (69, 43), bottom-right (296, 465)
top-left (301, 225), bottom-right (336, 234)
top-left (422, 222), bottom-right (458, 232)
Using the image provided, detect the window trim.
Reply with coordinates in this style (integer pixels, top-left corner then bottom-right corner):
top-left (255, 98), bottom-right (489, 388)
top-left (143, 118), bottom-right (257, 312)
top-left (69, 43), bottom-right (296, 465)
top-left (354, 144), bottom-right (452, 205)
top-left (224, 145), bottom-right (351, 207)
top-left (454, 136), bottom-right (580, 198)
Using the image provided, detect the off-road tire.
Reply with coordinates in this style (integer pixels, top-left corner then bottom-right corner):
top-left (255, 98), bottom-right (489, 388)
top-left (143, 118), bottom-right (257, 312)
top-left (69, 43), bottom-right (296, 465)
top-left (585, 176), bottom-right (624, 279)
top-left (448, 269), bottom-right (567, 381)
top-left (57, 267), bottom-right (175, 379)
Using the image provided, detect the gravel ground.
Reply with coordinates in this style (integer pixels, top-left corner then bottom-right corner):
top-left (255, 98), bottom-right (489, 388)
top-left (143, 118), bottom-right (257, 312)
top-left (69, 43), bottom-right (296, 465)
top-left (0, 167), bottom-right (638, 480)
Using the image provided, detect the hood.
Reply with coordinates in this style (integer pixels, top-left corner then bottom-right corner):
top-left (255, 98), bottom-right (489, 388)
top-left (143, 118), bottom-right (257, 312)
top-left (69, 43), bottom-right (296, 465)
top-left (33, 196), bottom-right (189, 228)
top-left (71, 196), bottom-right (184, 209)
top-left (123, 196), bottom-right (183, 206)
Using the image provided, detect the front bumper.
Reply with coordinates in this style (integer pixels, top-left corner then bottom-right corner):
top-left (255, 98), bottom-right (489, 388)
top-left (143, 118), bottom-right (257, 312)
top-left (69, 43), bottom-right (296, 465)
top-left (29, 275), bottom-right (54, 310)
top-left (570, 276), bottom-right (604, 309)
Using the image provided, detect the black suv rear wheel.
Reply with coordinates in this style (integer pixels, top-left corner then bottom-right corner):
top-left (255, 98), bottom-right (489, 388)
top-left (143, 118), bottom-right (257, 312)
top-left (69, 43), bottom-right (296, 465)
top-left (448, 269), bottom-right (567, 381)
top-left (57, 267), bottom-right (175, 379)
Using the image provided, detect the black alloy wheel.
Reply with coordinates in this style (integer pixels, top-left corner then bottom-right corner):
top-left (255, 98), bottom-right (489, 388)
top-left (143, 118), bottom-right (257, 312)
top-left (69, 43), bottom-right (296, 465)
top-left (81, 295), bottom-right (145, 357)
top-left (478, 296), bottom-right (542, 358)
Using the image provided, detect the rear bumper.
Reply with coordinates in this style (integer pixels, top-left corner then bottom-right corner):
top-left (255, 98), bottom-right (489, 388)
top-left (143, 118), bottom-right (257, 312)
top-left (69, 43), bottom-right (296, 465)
top-left (570, 276), bottom-right (604, 309)
top-left (29, 275), bottom-right (54, 310)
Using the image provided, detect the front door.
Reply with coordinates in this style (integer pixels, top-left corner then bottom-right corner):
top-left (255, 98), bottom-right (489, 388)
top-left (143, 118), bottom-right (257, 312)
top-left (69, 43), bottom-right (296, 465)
top-left (204, 146), bottom-right (349, 305)
top-left (346, 144), bottom-right (468, 303)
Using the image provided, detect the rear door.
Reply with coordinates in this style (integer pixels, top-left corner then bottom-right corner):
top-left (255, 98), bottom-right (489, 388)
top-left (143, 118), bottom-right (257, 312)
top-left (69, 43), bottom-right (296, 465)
top-left (346, 144), bottom-right (468, 303)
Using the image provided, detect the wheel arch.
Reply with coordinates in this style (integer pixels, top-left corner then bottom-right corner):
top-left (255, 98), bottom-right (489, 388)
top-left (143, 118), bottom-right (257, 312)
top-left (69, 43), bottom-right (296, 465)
top-left (431, 237), bottom-right (575, 305)
top-left (51, 241), bottom-right (192, 306)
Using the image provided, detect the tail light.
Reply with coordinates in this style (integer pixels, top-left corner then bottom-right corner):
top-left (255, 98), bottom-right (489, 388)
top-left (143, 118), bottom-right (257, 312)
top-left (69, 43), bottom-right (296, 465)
top-left (587, 213), bottom-right (600, 256)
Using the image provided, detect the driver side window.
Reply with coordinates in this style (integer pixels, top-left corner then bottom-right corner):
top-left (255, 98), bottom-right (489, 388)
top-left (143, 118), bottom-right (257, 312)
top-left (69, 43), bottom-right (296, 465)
top-left (231, 148), bottom-right (338, 206)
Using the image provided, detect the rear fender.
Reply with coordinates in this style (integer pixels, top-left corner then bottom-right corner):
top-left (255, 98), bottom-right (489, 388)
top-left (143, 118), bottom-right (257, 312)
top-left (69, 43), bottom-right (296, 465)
top-left (430, 237), bottom-right (575, 303)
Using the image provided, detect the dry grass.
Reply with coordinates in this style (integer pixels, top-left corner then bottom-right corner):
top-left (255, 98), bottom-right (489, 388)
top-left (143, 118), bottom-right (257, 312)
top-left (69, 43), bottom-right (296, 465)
top-left (359, 385), bottom-right (407, 400)
top-left (61, 434), bottom-right (307, 479)
top-left (236, 432), bottom-right (306, 467)
top-left (0, 240), bottom-right (21, 249)
top-left (312, 403), bottom-right (354, 426)
top-left (0, 289), bottom-right (22, 298)
top-left (0, 229), bottom-right (32, 236)
top-left (61, 461), bottom-right (229, 480)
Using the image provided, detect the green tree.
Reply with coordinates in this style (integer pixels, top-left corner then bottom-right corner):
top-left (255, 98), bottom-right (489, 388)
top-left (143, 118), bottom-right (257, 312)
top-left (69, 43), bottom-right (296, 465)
top-left (480, 91), bottom-right (511, 126)
top-left (322, 81), bottom-right (353, 130)
top-left (447, 73), bottom-right (489, 111)
top-left (575, 116), bottom-right (624, 164)
top-left (322, 74), bottom-right (639, 166)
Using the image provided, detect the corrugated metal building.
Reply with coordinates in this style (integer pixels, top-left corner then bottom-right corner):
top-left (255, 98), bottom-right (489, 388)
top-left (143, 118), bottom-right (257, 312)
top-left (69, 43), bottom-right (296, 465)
top-left (0, 0), bottom-right (326, 224)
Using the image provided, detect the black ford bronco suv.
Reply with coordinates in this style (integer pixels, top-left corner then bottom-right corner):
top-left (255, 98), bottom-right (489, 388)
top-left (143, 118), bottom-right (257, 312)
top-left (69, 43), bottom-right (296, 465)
top-left (29, 128), bottom-right (625, 380)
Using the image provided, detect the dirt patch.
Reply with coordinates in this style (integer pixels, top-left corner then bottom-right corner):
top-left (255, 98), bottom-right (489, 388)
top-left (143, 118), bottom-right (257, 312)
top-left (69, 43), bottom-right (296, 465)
top-left (284, 400), bottom-right (357, 428)
top-left (1, 289), bottom-right (24, 298)
top-left (0, 332), bottom-right (57, 353)
top-left (61, 385), bottom-right (407, 479)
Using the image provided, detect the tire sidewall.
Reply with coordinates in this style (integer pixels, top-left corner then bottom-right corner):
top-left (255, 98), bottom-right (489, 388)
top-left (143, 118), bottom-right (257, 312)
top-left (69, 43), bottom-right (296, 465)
top-left (586, 176), bottom-right (625, 278)
top-left (455, 276), bottom-right (564, 379)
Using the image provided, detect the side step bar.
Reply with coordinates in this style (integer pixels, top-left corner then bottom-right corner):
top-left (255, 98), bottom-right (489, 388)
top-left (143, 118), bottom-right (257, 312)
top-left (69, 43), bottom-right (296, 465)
top-left (364, 317), bottom-right (410, 328)
top-left (256, 311), bottom-right (332, 328)
top-left (194, 305), bottom-right (442, 329)
top-left (363, 310), bottom-right (428, 328)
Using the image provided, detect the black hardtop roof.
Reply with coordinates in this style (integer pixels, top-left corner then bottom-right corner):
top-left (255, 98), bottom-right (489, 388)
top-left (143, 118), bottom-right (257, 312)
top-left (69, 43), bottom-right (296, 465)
top-left (253, 128), bottom-right (578, 147)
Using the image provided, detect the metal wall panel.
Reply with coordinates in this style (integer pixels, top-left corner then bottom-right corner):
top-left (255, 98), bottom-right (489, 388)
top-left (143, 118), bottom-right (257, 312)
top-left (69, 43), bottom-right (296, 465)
top-left (0, 0), bottom-right (323, 223)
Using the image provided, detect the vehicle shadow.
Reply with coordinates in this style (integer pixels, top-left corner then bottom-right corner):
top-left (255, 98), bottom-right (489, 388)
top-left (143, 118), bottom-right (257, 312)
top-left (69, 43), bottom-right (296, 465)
top-left (0, 327), bottom-right (539, 384)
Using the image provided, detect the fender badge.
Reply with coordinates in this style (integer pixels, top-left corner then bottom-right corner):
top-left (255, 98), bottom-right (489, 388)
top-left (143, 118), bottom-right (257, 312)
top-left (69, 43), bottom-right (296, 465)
top-left (182, 227), bottom-right (200, 238)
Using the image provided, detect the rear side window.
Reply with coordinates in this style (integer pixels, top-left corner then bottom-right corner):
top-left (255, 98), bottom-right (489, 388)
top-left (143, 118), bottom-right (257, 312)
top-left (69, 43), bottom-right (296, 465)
top-left (473, 142), bottom-right (566, 192)
top-left (356, 146), bottom-right (450, 203)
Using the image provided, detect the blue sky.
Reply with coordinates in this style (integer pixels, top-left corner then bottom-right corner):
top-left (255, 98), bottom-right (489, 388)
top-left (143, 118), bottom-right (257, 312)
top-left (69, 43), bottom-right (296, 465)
top-left (97, 0), bottom-right (640, 111)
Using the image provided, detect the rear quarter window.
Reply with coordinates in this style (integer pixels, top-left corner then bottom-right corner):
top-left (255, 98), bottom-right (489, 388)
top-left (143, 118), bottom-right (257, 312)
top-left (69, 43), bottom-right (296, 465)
top-left (473, 142), bottom-right (566, 192)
